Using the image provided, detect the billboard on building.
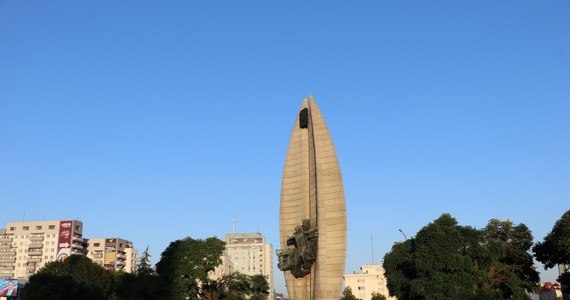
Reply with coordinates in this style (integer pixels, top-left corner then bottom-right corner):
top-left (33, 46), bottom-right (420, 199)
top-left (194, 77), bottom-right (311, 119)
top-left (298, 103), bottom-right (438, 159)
top-left (0, 279), bottom-right (19, 297)
top-left (57, 220), bottom-right (73, 261)
top-left (104, 238), bottom-right (117, 269)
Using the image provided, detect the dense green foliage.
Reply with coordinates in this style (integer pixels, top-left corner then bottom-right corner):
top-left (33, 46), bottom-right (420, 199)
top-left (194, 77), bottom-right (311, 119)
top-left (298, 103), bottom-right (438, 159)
top-left (26, 273), bottom-right (105, 300)
top-left (198, 272), bottom-right (270, 300)
top-left (28, 255), bottom-right (115, 299)
top-left (383, 214), bottom-right (538, 300)
top-left (533, 210), bottom-right (570, 296)
top-left (155, 236), bottom-right (226, 299)
top-left (370, 292), bottom-right (387, 300)
top-left (248, 274), bottom-right (271, 300)
top-left (114, 272), bottom-right (165, 300)
top-left (24, 236), bottom-right (269, 300)
top-left (482, 219), bottom-right (539, 298)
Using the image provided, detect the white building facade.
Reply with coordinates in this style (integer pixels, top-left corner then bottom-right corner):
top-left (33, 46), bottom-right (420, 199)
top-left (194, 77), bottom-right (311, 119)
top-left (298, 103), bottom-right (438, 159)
top-left (344, 264), bottom-right (395, 300)
top-left (0, 220), bottom-right (84, 279)
top-left (224, 233), bottom-right (274, 300)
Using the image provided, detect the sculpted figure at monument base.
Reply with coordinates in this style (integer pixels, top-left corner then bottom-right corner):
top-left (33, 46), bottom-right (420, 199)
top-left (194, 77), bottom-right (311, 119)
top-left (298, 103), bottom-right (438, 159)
top-left (276, 219), bottom-right (318, 278)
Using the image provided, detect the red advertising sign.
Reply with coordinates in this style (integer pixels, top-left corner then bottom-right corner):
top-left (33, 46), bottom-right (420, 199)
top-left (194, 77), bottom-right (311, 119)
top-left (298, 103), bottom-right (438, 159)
top-left (57, 220), bottom-right (73, 261)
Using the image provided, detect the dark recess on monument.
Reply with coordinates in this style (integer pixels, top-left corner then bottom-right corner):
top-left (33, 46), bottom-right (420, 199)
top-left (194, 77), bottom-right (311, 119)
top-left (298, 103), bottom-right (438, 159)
top-left (299, 108), bottom-right (309, 129)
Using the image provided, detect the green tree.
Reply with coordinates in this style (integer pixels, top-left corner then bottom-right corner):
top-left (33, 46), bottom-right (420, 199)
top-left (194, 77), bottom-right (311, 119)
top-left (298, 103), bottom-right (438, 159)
top-left (482, 219), bottom-right (539, 298)
top-left (137, 246), bottom-right (155, 276)
top-left (384, 214), bottom-right (486, 300)
top-left (114, 272), bottom-right (165, 300)
top-left (196, 272), bottom-right (269, 300)
top-left (370, 292), bottom-right (387, 300)
top-left (33, 254), bottom-right (115, 298)
top-left (155, 236), bottom-right (225, 300)
top-left (248, 274), bottom-right (270, 300)
top-left (384, 214), bottom-right (538, 300)
top-left (339, 287), bottom-right (360, 300)
top-left (203, 272), bottom-right (249, 300)
top-left (25, 273), bottom-right (105, 300)
top-left (533, 210), bottom-right (570, 298)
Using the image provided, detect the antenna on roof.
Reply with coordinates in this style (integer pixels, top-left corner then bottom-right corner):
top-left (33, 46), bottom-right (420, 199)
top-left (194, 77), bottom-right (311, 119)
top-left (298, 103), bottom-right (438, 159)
top-left (371, 233), bottom-right (374, 264)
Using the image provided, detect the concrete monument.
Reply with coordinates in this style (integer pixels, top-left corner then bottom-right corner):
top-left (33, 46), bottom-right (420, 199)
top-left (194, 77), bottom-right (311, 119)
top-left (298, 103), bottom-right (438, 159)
top-left (278, 96), bottom-right (347, 300)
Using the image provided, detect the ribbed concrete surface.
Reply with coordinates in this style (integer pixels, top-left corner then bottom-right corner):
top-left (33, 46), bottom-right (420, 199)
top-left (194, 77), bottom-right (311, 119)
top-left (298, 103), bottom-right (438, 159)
top-left (279, 97), bottom-right (347, 300)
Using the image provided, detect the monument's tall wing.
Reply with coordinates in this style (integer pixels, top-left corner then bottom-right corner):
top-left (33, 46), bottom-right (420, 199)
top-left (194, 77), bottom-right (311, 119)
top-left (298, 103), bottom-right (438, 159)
top-left (279, 96), bottom-right (347, 300)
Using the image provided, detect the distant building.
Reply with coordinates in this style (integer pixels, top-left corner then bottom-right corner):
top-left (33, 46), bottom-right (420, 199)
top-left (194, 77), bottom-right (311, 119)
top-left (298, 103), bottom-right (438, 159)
top-left (86, 238), bottom-right (138, 273)
top-left (224, 233), bottom-right (274, 300)
top-left (343, 264), bottom-right (395, 300)
top-left (0, 220), bottom-right (84, 279)
top-left (538, 282), bottom-right (562, 300)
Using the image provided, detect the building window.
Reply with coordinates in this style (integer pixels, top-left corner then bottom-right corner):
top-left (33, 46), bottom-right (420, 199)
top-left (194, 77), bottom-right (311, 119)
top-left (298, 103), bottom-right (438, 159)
top-left (23, 226), bottom-right (29, 231)
top-left (94, 243), bottom-right (100, 247)
top-left (75, 225), bottom-right (80, 230)
top-left (49, 225), bottom-right (55, 229)
top-left (9, 227), bottom-right (15, 231)
top-left (36, 226), bottom-right (42, 230)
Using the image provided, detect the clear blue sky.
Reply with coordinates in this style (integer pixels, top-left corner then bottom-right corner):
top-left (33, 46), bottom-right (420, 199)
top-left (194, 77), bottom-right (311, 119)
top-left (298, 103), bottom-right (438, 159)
top-left (1, 0), bottom-right (569, 294)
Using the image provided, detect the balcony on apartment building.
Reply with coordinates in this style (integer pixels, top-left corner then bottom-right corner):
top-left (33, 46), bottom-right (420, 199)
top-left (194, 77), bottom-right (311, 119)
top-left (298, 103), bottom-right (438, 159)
top-left (0, 236), bottom-right (13, 242)
top-left (30, 235), bottom-right (44, 242)
top-left (27, 257), bottom-right (41, 263)
top-left (28, 251), bottom-right (43, 256)
top-left (0, 265), bottom-right (15, 271)
top-left (0, 249), bottom-right (16, 255)
top-left (29, 242), bottom-right (44, 249)
top-left (0, 257), bottom-right (16, 263)
top-left (72, 236), bottom-right (83, 242)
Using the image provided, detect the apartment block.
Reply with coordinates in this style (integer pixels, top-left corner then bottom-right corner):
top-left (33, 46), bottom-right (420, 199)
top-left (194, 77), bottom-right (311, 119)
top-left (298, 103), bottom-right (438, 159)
top-left (344, 264), bottom-right (395, 300)
top-left (0, 220), bottom-right (84, 279)
top-left (224, 233), bottom-right (274, 300)
top-left (86, 238), bottom-right (138, 273)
